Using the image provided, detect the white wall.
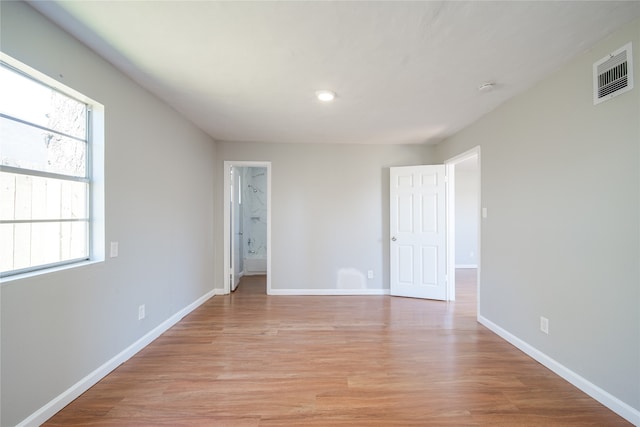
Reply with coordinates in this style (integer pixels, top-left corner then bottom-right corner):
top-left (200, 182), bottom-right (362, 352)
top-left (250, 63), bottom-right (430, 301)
top-left (435, 18), bottom-right (640, 418)
top-left (1, 3), bottom-right (217, 425)
top-left (216, 142), bottom-right (434, 293)
top-left (455, 169), bottom-right (479, 267)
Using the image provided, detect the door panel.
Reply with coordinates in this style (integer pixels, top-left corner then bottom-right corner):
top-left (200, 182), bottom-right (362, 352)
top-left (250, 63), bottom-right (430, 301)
top-left (390, 165), bottom-right (446, 300)
top-left (398, 245), bottom-right (414, 283)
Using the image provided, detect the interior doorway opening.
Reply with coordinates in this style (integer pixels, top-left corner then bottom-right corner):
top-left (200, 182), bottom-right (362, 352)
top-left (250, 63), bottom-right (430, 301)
top-left (445, 147), bottom-right (480, 316)
top-left (223, 161), bottom-right (271, 295)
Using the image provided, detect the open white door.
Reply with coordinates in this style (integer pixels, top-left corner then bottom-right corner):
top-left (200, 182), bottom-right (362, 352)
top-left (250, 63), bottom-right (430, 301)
top-left (230, 166), bottom-right (241, 292)
top-left (390, 165), bottom-right (447, 300)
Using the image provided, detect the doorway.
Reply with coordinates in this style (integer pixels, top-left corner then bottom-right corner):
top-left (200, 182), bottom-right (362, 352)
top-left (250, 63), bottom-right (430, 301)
top-left (445, 147), bottom-right (480, 316)
top-left (223, 161), bottom-right (271, 295)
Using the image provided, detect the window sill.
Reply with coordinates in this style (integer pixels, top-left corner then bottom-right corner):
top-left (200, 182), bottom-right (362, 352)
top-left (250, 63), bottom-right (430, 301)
top-left (0, 258), bottom-right (104, 286)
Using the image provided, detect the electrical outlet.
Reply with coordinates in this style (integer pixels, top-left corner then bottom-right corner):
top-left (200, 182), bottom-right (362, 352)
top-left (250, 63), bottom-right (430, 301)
top-left (540, 316), bottom-right (549, 334)
top-left (367, 270), bottom-right (374, 279)
top-left (138, 304), bottom-right (145, 320)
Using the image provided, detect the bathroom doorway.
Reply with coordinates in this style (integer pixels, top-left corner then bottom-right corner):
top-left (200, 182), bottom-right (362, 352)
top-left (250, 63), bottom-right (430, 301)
top-left (223, 161), bottom-right (271, 294)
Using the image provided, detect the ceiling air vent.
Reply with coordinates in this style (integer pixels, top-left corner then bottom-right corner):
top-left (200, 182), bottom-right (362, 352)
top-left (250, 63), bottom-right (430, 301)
top-left (593, 42), bottom-right (633, 105)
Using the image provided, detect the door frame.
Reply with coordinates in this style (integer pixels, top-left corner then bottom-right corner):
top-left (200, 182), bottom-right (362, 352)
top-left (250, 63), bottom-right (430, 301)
top-left (445, 146), bottom-right (480, 313)
top-left (223, 161), bottom-right (272, 295)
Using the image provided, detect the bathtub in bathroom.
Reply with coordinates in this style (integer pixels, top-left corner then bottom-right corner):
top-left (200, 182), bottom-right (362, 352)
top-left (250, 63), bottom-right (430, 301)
top-left (244, 258), bottom-right (267, 275)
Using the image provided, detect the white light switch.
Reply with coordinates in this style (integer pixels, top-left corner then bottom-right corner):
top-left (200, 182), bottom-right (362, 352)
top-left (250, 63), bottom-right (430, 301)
top-left (110, 241), bottom-right (119, 258)
top-left (482, 208), bottom-right (488, 219)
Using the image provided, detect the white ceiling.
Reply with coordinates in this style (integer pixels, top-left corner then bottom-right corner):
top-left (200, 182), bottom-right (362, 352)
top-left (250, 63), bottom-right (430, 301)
top-left (29, 1), bottom-right (640, 145)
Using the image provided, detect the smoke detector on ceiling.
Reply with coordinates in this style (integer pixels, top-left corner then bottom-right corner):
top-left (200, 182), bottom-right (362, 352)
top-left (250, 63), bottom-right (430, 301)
top-left (593, 42), bottom-right (633, 105)
top-left (477, 82), bottom-right (496, 93)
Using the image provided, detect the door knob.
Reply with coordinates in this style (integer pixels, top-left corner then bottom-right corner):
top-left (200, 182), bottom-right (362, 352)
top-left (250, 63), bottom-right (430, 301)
top-left (392, 236), bottom-right (397, 241)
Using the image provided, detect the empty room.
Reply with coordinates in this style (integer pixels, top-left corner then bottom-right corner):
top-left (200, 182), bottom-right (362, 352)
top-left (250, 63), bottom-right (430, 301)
top-left (1, 1), bottom-right (639, 426)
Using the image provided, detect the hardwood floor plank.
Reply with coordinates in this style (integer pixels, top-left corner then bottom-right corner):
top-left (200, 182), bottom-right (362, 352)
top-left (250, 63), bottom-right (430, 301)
top-left (44, 272), bottom-right (631, 426)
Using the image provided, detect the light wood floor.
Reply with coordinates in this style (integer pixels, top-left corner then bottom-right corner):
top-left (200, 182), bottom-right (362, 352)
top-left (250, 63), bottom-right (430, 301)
top-left (45, 270), bottom-right (630, 426)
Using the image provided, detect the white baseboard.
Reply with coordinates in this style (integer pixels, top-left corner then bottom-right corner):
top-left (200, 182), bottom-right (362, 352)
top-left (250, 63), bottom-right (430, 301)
top-left (18, 289), bottom-right (216, 427)
top-left (478, 315), bottom-right (640, 426)
top-left (269, 288), bottom-right (390, 296)
top-left (455, 264), bottom-right (478, 269)
top-left (214, 287), bottom-right (225, 295)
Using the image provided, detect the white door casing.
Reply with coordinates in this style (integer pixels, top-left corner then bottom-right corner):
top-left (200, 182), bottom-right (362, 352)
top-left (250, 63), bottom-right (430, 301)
top-left (390, 165), bottom-right (447, 300)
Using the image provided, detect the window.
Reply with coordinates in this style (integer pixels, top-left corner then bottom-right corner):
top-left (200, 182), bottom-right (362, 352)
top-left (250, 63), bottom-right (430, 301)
top-left (0, 56), bottom-right (103, 277)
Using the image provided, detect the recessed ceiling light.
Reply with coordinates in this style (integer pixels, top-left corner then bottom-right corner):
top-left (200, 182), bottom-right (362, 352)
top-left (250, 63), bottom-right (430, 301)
top-left (316, 90), bottom-right (336, 102)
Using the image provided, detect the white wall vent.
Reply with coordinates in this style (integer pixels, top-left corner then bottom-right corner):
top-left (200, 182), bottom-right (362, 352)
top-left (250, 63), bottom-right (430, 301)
top-left (593, 42), bottom-right (633, 105)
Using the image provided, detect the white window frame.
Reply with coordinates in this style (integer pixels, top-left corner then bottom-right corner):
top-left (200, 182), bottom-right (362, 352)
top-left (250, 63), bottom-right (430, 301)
top-left (0, 53), bottom-right (105, 282)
